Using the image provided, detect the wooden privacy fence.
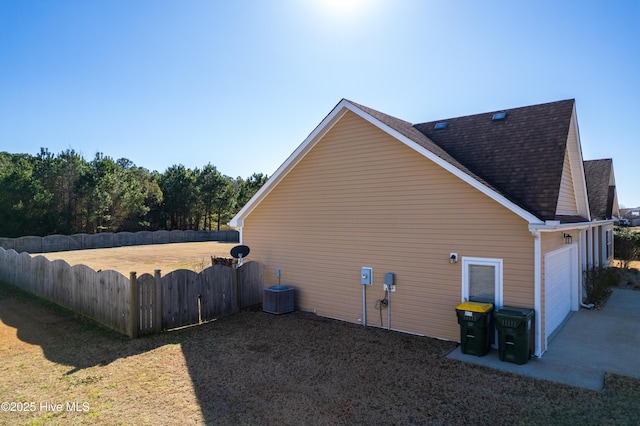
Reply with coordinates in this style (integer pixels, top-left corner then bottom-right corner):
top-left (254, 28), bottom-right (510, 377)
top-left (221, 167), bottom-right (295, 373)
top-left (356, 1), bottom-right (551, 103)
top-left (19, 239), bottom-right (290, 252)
top-left (0, 246), bottom-right (263, 338)
top-left (0, 229), bottom-right (240, 254)
top-left (133, 262), bottom-right (263, 336)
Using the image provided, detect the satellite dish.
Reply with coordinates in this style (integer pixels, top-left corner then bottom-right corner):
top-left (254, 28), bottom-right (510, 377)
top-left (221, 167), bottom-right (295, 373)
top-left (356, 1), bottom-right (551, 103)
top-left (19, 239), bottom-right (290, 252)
top-left (230, 245), bottom-right (250, 259)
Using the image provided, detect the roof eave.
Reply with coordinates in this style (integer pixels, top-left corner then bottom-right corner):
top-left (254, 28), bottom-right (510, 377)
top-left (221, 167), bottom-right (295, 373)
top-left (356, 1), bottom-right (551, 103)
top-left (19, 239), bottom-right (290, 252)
top-left (230, 99), bottom-right (352, 227)
top-left (344, 103), bottom-right (542, 224)
top-left (230, 99), bottom-right (543, 227)
top-left (529, 219), bottom-right (614, 234)
top-left (567, 103), bottom-right (592, 221)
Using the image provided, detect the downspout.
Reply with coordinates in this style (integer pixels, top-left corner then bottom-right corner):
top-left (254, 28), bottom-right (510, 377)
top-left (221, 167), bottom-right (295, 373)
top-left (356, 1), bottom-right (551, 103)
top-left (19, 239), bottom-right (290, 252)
top-left (579, 228), bottom-right (594, 309)
top-left (600, 226), bottom-right (605, 265)
top-left (234, 219), bottom-right (244, 245)
top-left (587, 228), bottom-right (593, 270)
top-left (530, 229), bottom-right (543, 357)
top-left (593, 227), bottom-right (600, 268)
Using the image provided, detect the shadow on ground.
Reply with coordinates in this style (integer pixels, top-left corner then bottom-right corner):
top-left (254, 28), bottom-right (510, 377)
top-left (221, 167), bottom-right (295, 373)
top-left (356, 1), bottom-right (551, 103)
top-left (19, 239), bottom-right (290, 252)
top-left (3, 280), bottom-right (640, 425)
top-left (0, 282), bottom-right (174, 375)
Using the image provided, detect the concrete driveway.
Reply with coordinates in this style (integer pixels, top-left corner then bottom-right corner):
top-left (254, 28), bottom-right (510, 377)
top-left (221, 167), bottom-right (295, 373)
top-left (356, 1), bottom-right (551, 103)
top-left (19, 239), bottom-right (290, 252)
top-left (447, 288), bottom-right (640, 391)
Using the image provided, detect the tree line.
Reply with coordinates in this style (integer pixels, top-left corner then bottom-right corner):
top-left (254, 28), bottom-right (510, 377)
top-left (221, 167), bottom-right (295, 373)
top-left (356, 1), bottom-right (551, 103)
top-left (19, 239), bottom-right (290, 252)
top-left (0, 149), bottom-right (268, 238)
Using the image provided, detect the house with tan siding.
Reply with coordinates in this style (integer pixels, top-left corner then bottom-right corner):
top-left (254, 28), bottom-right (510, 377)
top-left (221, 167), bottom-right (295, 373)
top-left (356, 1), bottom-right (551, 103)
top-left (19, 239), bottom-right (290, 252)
top-left (230, 99), bottom-right (618, 356)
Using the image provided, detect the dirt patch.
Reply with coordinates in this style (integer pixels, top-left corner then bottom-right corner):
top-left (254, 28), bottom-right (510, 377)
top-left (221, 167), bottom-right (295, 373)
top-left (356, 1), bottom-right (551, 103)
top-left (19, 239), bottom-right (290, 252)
top-left (35, 242), bottom-right (239, 276)
top-left (618, 269), bottom-right (640, 290)
top-left (610, 262), bottom-right (640, 291)
top-left (1, 283), bottom-right (640, 425)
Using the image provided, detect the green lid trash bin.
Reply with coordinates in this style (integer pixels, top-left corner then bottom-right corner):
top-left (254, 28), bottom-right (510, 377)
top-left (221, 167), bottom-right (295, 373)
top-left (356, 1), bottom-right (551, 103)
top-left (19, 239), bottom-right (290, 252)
top-left (494, 307), bottom-right (534, 365)
top-left (455, 301), bottom-right (494, 357)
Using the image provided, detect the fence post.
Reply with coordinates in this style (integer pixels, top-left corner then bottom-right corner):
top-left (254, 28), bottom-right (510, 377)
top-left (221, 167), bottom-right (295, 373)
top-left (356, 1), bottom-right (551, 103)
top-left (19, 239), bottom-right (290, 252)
top-left (154, 269), bottom-right (162, 333)
top-left (129, 272), bottom-right (139, 339)
top-left (234, 265), bottom-right (240, 314)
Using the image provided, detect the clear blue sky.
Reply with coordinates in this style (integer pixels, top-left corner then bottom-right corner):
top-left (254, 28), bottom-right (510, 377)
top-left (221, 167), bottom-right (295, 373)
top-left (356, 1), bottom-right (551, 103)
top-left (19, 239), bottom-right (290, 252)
top-left (1, 0), bottom-right (638, 207)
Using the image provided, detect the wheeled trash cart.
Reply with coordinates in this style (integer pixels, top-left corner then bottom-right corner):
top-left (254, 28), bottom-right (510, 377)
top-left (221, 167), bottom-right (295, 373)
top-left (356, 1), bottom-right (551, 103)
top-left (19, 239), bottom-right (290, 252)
top-left (494, 307), bottom-right (535, 364)
top-left (455, 301), bottom-right (494, 357)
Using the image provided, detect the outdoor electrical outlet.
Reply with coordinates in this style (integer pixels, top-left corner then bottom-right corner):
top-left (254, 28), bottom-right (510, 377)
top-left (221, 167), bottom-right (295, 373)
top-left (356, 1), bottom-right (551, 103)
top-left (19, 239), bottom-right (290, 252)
top-left (384, 272), bottom-right (396, 292)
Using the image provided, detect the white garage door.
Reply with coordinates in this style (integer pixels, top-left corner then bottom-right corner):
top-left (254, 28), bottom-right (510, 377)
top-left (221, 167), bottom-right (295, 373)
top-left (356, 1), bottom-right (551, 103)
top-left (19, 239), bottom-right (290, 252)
top-left (544, 245), bottom-right (577, 339)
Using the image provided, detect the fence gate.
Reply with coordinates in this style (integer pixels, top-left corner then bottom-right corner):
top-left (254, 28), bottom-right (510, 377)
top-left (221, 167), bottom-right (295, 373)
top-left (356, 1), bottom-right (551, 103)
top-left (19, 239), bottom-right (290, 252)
top-left (137, 272), bottom-right (161, 336)
top-left (134, 262), bottom-right (264, 335)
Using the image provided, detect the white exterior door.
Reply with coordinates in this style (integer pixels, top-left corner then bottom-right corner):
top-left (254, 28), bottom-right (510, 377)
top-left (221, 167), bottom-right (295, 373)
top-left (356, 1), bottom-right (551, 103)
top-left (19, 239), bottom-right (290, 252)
top-left (462, 257), bottom-right (503, 346)
top-left (544, 245), bottom-right (578, 341)
top-left (462, 257), bottom-right (503, 307)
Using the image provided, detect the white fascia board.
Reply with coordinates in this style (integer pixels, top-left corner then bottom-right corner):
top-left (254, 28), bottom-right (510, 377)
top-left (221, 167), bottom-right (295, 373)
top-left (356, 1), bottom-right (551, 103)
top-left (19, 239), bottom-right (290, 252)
top-left (567, 105), bottom-right (591, 221)
top-left (231, 99), bottom-right (543, 227)
top-left (609, 162), bottom-right (620, 218)
top-left (528, 219), bottom-right (613, 234)
top-left (345, 103), bottom-right (542, 224)
top-left (229, 101), bottom-right (350, 227)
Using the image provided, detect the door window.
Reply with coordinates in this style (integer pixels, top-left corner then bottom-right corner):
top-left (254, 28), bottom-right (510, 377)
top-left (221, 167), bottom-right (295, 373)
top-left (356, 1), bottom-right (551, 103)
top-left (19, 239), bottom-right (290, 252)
top-left (462, 257), bottom-right (503, 307)
top-left (468, 264), bottom-right (496, 303)
top-left (462, 257), bottom-right (503, 347)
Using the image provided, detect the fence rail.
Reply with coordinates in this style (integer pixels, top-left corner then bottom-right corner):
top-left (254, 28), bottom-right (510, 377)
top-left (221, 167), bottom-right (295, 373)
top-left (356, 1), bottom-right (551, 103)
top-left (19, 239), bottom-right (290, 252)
top-left (0, 247), bottom-right (262, 337)
top-left (0, 229), bottom-right (239, 254)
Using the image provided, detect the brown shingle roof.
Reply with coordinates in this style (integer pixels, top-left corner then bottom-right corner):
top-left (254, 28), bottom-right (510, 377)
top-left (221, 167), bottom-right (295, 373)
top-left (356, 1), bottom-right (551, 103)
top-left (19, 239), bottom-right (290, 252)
top-left (350, 99), bottom-right (577, 221)
top-left (413, 100), bottom-right (576, 221)
top-left (347, 100), bottom-right (500, 194)
top-left (233, 98), bottom-right (602, 227)
top-left (584, 159), bottom-right (614, 220)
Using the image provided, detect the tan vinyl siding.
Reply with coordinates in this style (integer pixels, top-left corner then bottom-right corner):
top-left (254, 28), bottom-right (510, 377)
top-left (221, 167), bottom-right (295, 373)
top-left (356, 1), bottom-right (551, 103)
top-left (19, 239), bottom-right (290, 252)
top-left (556, 149), bottom-right (578, 216)
top-left (243, 111), bottom-right (534, 342)
top-left (566, 109), bottom-right (590, 218)
top-left (541, 231), bottom-right (567, 255)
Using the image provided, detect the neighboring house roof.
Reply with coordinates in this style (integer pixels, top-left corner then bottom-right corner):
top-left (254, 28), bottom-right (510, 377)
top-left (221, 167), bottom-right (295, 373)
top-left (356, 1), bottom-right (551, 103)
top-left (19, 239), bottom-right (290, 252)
top-left (584, 159), bottom-right (619, 219)
top-left (231, 99), bottom-right (604, 228)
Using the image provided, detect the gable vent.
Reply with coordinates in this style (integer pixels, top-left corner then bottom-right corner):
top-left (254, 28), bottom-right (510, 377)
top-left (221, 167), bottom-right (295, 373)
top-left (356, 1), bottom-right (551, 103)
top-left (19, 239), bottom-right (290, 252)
top-left (492, 112), bottom-right (507, 121)
top-left (434, 122), bottom-right (448, 130)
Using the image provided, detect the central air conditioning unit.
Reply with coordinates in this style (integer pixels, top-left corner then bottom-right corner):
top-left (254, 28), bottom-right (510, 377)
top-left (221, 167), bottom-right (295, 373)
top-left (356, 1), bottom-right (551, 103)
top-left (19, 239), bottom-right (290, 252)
top-left (263, 285), bottom-right (294, 315)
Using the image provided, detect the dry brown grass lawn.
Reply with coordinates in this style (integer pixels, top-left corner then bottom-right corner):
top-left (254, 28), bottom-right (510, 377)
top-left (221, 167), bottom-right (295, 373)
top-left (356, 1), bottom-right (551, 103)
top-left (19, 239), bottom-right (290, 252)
top-left (1, 247), bottom-right (639, 424)
top-left (1, 281), bottom-right (640, 425)
top-left (36, 242), bottom-right (239, 276)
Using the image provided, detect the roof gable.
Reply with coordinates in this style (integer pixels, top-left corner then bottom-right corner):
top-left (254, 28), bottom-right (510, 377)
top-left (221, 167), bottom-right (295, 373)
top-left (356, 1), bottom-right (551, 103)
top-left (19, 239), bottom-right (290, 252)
top-left (584, 159), bottom-right (619, 219)
top-left (414, 100), bottom-right (584, 221)
top-left (231, 99), bottom-right (597, 228)
top-left (556, 148), bottom-right (579, 215)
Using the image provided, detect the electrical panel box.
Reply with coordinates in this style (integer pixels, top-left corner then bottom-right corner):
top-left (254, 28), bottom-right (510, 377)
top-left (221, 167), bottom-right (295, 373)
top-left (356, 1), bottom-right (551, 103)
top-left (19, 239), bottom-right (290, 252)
top-left (360, 267), bottom-right (372, 286)
top-left (384, 272), bottom-right (395, 286)
top-left (384, 272), bottom-right (396, 292)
